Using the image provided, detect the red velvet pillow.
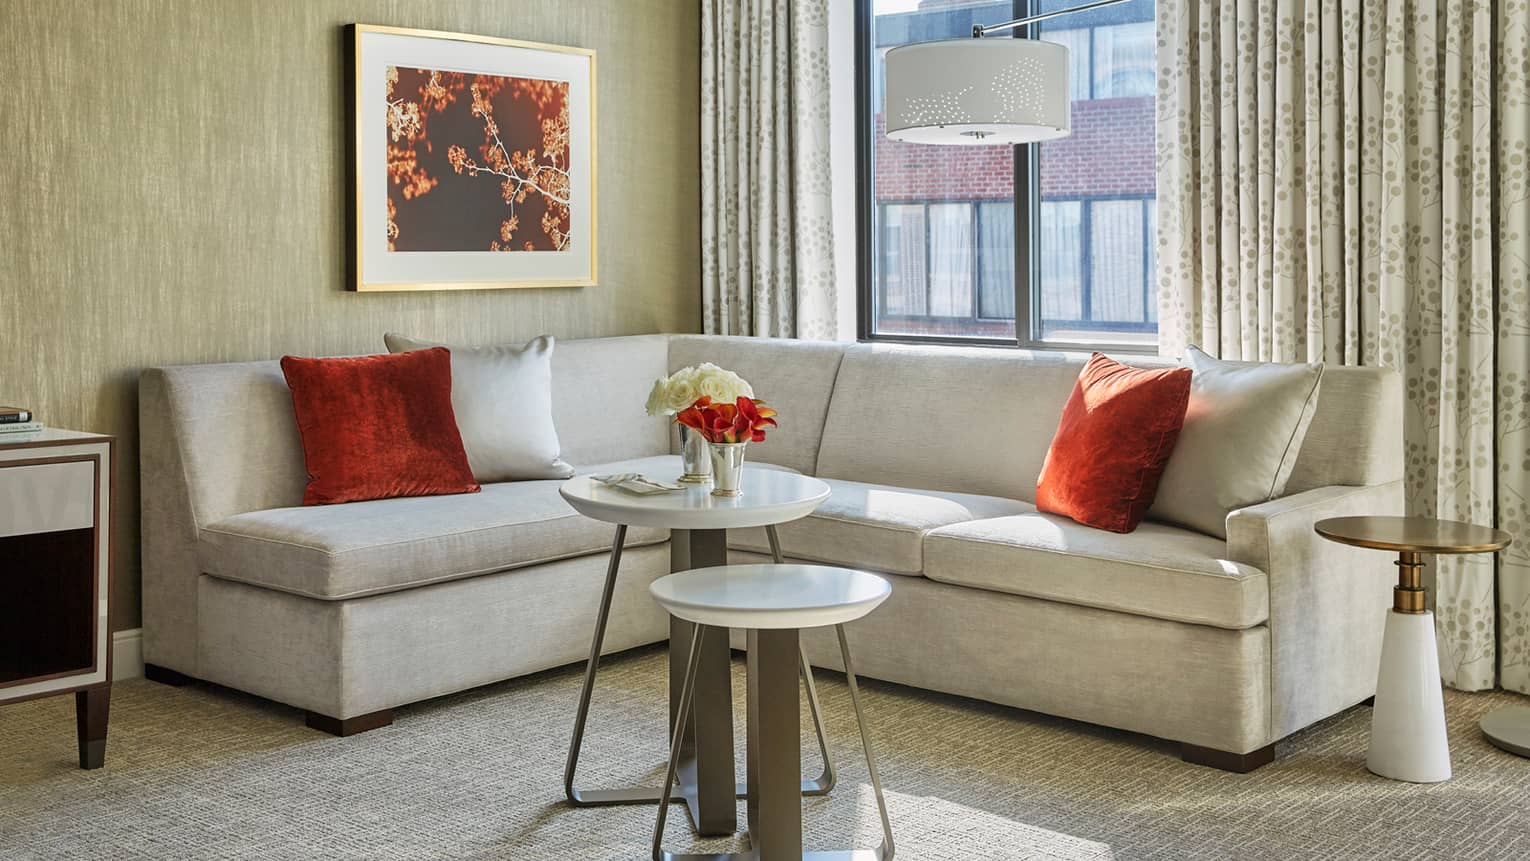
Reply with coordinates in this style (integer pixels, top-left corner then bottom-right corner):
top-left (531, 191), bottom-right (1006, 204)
top-left (280, 348), bottom-right (481, 505)
top-left (1036, 353), bottom-right (1191, 533)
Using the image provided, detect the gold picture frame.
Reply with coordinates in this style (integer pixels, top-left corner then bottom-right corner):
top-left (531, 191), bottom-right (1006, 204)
top-left (345, 24), bottom-right (597, 292)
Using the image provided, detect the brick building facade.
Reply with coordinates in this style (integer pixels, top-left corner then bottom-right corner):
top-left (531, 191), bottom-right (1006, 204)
top-left (874, 97), bottom-right (1154, 203)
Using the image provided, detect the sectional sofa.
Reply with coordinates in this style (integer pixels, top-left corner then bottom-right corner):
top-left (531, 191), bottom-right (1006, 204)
top-left (139, 334), bottom-right (1402, 769)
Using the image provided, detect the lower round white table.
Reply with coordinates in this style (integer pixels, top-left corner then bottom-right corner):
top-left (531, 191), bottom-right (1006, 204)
top-left (559, 460), bottom-right (832, 837)
top-left (650, 564), bottom-right (894, 861)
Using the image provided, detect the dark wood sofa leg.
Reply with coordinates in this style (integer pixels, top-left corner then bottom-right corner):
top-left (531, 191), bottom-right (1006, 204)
top-left (306, 708), bottom-right (394, 737)
top-left (143, 663), bottom-right (193, 687)
top-left (1181, 742), bottom-right (1275, 773)
top-left (75, 686), bottom-right (110, 769)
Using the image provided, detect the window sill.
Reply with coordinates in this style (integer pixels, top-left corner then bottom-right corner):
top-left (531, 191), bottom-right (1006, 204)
top-left (858, 333), bottom-right (1160, 359)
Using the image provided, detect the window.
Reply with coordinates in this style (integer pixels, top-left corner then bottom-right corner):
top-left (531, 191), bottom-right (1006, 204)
top-left (859, 0), bottom-right (1158, 349)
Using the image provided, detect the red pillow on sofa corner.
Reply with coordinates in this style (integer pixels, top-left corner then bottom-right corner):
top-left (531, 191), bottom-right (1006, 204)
top-left (280, 348), bottom-right (481, 505)
top-left (1036, 353), bottom-right (1191, 533)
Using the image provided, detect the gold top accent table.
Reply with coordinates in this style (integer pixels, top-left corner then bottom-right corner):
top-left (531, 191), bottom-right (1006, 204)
top-left (1315, 516), bottom-right (1512, 614)
top-left (1315, 516), bottom-right (1512, 555)
top-left (1316, 515), bottom-right (1514, 782)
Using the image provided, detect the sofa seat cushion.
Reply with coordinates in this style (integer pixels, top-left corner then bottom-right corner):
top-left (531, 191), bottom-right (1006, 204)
top-left (198, 455), bottom-right (691, 600)
top-left (924, 514), bottom-right (1268, 629)
top-left (731, 478), bottom-right (1033, 576)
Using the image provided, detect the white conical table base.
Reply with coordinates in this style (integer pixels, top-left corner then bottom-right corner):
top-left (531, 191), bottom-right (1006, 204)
top-left (1368, 609), bottom-right (1451, 782)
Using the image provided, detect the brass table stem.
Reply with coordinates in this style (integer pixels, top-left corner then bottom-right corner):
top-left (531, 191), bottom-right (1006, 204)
top-left (1393, 551), bottom-right (1426, 614)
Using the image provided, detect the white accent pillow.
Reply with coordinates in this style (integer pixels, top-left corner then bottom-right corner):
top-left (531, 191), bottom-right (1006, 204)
top-left (384, 333), bottom-right (574, 482)
top-left (1148, 346), bottom-right (1324, 538)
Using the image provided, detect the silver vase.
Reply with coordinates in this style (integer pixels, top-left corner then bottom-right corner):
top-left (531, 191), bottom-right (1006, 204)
top-left (709, 442), bottom-right (748, 497)
top-left (677, 424), bottom-right (712, 483)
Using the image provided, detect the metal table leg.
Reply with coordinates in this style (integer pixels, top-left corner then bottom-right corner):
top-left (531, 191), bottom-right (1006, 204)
top-left (670, 529), bottom-right (738, 835)
top-left (566, 525), bottom-right (681, 806)
top-left (653, 626), bottom-right (705, 861)
top-left (836, 623), bottom-right (896, 860)
top-left (564, 526), bottom-right (737, 837)
top-left (653, 621), bottom-right (895, 861)
top-left (567, 524), bottom-right (839, 838)
top-left (759, 524), bottom-right (837, 799)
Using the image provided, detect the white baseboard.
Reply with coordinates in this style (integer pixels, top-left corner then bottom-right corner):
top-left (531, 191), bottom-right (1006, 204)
top-left (113, 628), bottom-right (144, 680)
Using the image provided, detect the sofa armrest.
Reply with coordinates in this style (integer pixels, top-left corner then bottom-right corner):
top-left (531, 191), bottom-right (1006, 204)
top-left (1226, 482), bottom-right (1405, 567)
top-left (139, 368), bottom-right (205, 676)
top-left (1225, 480), bottom-right (1404, 742)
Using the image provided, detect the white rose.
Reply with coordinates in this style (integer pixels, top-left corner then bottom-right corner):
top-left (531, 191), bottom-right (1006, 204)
top-left (663, 367), bottom-right (702, 413)
top-left (645, 364), bottom-right (753, 415)
top-left (692, 363), bottom-right (753, 405)
top-left (644, 376), bottom-right (672, 416)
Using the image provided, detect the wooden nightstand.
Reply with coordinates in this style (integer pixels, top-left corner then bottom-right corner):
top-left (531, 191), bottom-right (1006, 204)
top-left (0, 429), bottom-right (115, 769)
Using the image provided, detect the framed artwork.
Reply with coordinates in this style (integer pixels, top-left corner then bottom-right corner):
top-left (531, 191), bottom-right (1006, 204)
top-left (346, 24), bottom-right (596, 292)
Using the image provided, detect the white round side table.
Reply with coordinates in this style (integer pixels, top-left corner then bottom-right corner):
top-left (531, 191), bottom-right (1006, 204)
top-left (650, 564), bottom-right (895, 861)
top-left (558, 459), bottom-right (832, 837)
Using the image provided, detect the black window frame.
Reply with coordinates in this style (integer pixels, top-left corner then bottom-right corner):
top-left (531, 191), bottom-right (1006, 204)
top-left (854, 0), bottom-right (1157, 354)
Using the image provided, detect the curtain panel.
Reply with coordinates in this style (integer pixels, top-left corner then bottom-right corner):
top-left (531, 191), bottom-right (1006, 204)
top-left (1157, 0), bottom-right (1530, 690)
top-left (701, 0), bottom-right (837, 339)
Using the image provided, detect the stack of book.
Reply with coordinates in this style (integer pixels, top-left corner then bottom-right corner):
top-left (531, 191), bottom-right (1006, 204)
top-left (0, 405), bottom-right (43, 435)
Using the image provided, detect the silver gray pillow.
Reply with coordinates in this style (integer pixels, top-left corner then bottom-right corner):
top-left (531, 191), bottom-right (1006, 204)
top-left (1148, 346), bottom-right (1324, 538)
top-left (384, 333), bottom-right (574, 482)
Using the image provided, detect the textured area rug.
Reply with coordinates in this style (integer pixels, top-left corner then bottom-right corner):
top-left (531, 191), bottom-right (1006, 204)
top-left (2, 646), bottom-right (1528, 860)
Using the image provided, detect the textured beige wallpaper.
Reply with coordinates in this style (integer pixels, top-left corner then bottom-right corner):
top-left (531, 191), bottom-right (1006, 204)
top-left (0, 1), bottom-right (702, 629)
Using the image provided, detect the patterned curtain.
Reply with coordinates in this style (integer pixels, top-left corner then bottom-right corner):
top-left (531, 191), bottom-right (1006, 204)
top-left (700, 0), bottom-right (837, 339)
top-left (1157, 0), bottom-right (1530, 691)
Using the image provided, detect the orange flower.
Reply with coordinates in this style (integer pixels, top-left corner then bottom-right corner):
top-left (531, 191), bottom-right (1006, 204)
top-left (675, 396), bottom-right (778, 444)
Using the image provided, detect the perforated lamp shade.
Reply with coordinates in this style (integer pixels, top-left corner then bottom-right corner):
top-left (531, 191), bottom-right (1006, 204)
top-left (884, 38), bottom-right (1070, 145)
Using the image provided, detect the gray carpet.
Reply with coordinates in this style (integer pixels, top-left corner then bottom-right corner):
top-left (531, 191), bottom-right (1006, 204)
top-left (2, 646), bottom-right (1528, 860)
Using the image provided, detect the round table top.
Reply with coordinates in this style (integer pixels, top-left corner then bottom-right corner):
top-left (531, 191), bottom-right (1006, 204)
top-left (559, 460), bottom-right (830, 529)
top-left (649, 564), bottom-right (891, 630)
top-left (1314, 516), bottom-right (1512, 554)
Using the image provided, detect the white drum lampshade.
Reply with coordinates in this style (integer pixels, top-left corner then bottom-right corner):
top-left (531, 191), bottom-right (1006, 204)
top-left (884, 38), bottom-right (1070, 145)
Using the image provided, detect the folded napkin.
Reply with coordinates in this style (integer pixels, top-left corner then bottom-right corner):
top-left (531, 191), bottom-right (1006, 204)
top-left (591, 473), bottom-right (685, 495)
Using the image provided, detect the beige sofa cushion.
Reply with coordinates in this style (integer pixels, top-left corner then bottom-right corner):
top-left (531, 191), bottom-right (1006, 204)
top-left (1148, 347), bottom-right (1323, 538)
top-left (198, 456), bottom-right (684, 600)
top-left (1284, 364), bottom-right (1404, 493)
top-left (924, 514), bottom-right (1269, 629)
top-left (731, 478), bottom-right (1032, 576)
top-left (815, 345), bottom-right (1082, 501)
top-left (551, 336), bottom-right (673, 466)
top-left (384, 333), bottom-right (575, 482)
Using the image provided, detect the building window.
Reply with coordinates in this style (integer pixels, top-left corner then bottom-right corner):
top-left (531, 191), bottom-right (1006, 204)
top-left (859, 0), bottom-right (1158, 349)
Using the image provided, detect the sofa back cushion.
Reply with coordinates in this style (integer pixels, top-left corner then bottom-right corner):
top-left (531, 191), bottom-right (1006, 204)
top-left (667, 335), bottom-right (848, 475)
top-left (816, 345), bottom-right (1082, 501)
top-left (550, 335), bottom-right (672, 466)
top-left (148, 334), bottom-right (672, 528)
top-left (1284, 363), bottom-right (1403, 492)
top-left (147, 359), bottom-right (311, 527)
top-left (1148, 348), bottom-right (1324, 538)
top-left (145, 335), bottom-right (1403, 531)
top-left (384, 333), bottom-right (575, 482)
top-left (814, 346), bottom-right (1402, 503)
